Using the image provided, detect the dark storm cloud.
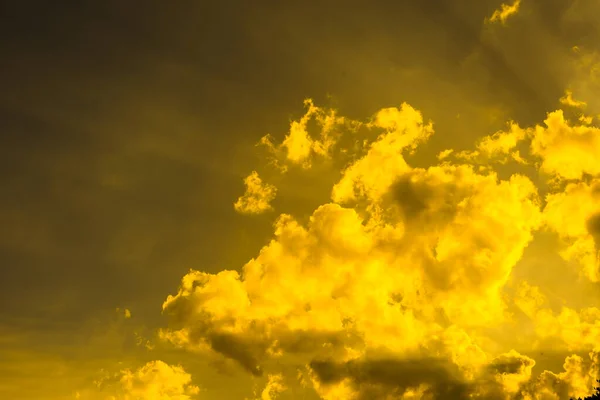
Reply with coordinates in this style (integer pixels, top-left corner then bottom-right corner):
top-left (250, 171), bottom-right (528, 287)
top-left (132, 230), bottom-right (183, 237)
top-left (488, 351), bottom-right (534, 375)
top-left (586, 212), bottom-right (600, 249)
top-left (209, 333), bottom-right (264, 377)
top-left (389, 172), bottom-right (467, 225)
top-left (310, 357), bottom-right (473, 400)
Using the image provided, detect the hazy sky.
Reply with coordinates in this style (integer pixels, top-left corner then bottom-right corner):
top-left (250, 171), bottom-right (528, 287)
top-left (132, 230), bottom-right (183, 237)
top-left (1, 1), bottom-right (600, 399)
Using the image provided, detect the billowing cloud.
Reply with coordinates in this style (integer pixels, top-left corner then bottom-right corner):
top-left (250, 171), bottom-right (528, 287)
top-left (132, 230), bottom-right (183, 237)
top-left (452, 121), bottom-right (528, 165)
top-left (449, 108), bottom-right (600, 183)
top-left (308, 357), bottom-right (470, 400)
top-left (117, 360), bottom-right (200, 400)
top-left (75, 360), bottom-right (199, 400)
top-left (234, 171), bottom-right (277, 215)
top-left (256, 374), bottom-right (286, 400)
top-left (543, 180), bottom-right (600, 282)
top-left (487, 0), bottom-right (521, 24)
top-left (530, 111), bottom-right (600, 181)
top-left (258, 99), bottom-right (356, 170)
top-left (521, 351), bottom-right (600, 400)
top-left (332, 103), bottom-right (434, 203)
top-left (157, 100), bottom-right (600, 399)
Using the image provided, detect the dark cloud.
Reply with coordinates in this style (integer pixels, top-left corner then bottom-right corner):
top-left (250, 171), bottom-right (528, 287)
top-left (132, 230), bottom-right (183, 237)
top-left (488, 352), bottom-right (535, 375)
top-left (209, 333), bottom-right (263, 377)
top-left (389, 172), bottom-right (467, 224)
top-left (310, 357), bottom-right (472, 400)
top-left (488, 359), bottom-right (526, 375)
top-left (390, 177), bottom-right (431, 218)
top-left (586, 212), bottom-right (600, 249)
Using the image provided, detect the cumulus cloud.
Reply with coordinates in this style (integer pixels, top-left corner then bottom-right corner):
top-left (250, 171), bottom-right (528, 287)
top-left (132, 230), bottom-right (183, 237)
top-left (257, 99), bottom-right (356, 170)
top-left (256, 374), bottom-right (286, 400)
top-left (449, 108), bottom-right (600, 183)
top-left (332, 103), bottom-right (434, 203)
top-left (157, 100), bottom-right (600, 399)
top-left (117, 360), bottom-right (200, 400)
top-left (487, 0), bottom-right (521, 24)
top-left (453, 121), bottom-right (529, 165)
top-left (234, 171), bottom-right (277, 215)
top-left (308, 357), bottom-right (471, 400)
top-left (151, 76), bottom-right (600, 398)
top-left (162, 163), bottom-right (542, 376)
top-left (530, 111), bottom-right (600, 181)
top-left (543, 180), bottom-right (600, 282)
top-left (520, 351), bottom-right (600, 400)
top-left (76, 360), bottom-right (199, 400)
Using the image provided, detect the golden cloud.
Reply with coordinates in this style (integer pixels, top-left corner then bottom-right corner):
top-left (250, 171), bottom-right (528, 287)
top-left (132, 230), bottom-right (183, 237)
top-left (449, 108), bottom-right (600, 183)
top-left (560, 90), bottom-right (587, 109)
top-left (487, 0), bottom-right (521, 25)
top-left (543, 180), bottom-right (600, 282)
top-left (76, 360), bottom-right (199, 400)
top-left (255, 374), bottom-right (286, 400)
top-left (258, 99), bottom-right (356, 171)
top-left (153, 98), bottom-right (600, 399)
top-left (234, 171), bottom-right (277, 215)
top-left (117, 360), bottom-right (200, 400)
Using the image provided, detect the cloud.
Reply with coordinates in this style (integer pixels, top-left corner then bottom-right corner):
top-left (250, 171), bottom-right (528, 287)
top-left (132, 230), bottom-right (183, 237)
top-left (308, 357), bottom-right (471, 400)
top-left (234, 171), bottom-right (277, 215)
top-left (486, 350), bottom-right (535, 394)
top-left (569, 47), bottom-right (600, 116)
top-left (116, 307), bottom-right (132, 319)
top-left (332, 103), bottom-right (434, 203)
top-left (156, 94), bottom-right (600, 398)
top-left (162, 162), bottom-right (542, 375)
top-left (520, 351), bottom-right (600, 400)
top-left (117, 360), bottom-right (200, 400)
top-left (533, 306), bottom-right (600, 352)
top-left (560, 90), bottom-right (587, 109)
top-left (530, 111), bottom-right (600, 181)
top-left (453, 121), bottom-right (529, 165)
top-left (447, 108), bottom-right (600, 182)
top-left (543, 179), bottom-right (600, 281)
top-left (257, 99), bottom-right (353, 170)
top-left (158, 101), bottom-right (574, 399)
top-left (10, 2), bottom-right (600, 400)
top-left (74, 360), bottom-right (199, 400)
top-left (513, 281), bottom-right (546, 319)
top-left (487, 0), bottom-right (521, 24)
top-left (256, 374), bottom-right (286, 400)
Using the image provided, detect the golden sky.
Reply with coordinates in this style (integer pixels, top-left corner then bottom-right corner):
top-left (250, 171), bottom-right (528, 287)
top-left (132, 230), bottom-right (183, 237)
top-left (2, 1), bottom-right (600, 399)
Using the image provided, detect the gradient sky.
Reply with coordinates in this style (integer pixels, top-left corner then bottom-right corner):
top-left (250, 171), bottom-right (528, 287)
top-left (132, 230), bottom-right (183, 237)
top-left (1, 1), bottom-right (600, 399)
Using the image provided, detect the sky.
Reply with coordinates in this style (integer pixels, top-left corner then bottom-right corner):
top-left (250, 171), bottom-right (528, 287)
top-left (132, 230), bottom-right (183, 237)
top-left (1, 0), bottom-right (600, 399)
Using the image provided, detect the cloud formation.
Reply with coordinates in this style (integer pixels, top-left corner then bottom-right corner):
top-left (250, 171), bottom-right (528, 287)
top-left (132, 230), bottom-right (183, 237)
top-left (543, 180), bottom-right (600, 282)
top-left (158, 96), bottom-right (600, 398)
top-left (487, 0), bottom-right (521, 24)
top-left (560, 90), bottom-right (587, 110)
top-left (117, 360), bottom-right (200, 400)
top-left (234, 171), bottom-right (277, 215)
top-left (449, 106), bottom-right (600, 183)
top-left (258, 99), bottom-right (355, 170)
top-left (76, 360), bottom-right (199, 400)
